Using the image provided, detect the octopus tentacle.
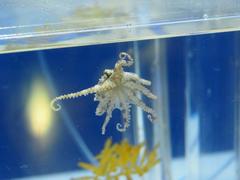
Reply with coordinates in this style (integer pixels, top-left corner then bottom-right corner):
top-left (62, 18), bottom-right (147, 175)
top-left (101, 99), bottom-right (114, 135)
top-left (95, 96), bottom-right (111, 116)
top-left (114, 52), bottom-right (134, 71)
top-left (115, 91), bottom-right (131, 132)
top-left (116, 103), bottom-right (131, 132)
top-left (126, 90), bottom-right (157, 122)
top-left (124, 81), bottom-right (157, 100)
top-left (124, 72), bottom-right (151, 86)
top-left (119, 52), bottom-right (134, 67)
top-left (51, 82), bottom-right (114, 111)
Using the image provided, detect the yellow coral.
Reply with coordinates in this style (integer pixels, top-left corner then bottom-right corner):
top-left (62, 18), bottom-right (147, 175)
top-left (75, 139), bottom-right (160, 180)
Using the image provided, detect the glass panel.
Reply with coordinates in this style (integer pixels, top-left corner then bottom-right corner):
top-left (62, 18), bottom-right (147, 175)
top-left (1, 0), bottom-right (240, 53)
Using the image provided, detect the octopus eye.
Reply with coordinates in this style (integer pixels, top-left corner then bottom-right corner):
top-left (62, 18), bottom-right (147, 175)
top-left (103, 70), bottom-right (112, 78)
top-left (98, 70), bottom-right (112, 84)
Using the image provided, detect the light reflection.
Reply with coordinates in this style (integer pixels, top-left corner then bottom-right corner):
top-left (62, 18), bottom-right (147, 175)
top-left (26, 78), bottom-right (54, 138)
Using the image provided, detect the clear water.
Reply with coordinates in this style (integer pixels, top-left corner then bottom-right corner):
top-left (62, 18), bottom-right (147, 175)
top-left (0, 31), bottom-right (240, 180)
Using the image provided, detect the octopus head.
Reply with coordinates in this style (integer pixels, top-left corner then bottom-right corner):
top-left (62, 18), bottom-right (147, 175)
top-left (99, 69), bottom-right (113, 84)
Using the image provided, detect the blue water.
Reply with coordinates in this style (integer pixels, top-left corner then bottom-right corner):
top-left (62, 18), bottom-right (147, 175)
top-left (0, 31), bottom-right (239, 179)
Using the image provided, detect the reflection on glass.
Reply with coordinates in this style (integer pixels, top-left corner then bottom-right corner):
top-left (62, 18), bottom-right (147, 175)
top-left (26, 78), bottom-right (54, 139)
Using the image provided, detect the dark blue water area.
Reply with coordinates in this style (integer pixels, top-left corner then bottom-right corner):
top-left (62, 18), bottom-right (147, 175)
top-left (0, 30), bottom-right (239, 179)
top-left (0, 43), bottom-right (131, 179)
top-left (167, 31), bottom-right (239, 156)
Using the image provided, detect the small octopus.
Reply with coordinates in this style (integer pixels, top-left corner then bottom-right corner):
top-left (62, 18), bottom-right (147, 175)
top-left (50, 52), bottom-right (157, 134)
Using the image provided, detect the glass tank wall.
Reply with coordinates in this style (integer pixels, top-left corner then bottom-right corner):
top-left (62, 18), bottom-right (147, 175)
top-left (1, 0), bottom-right (240, 180)
top-left (1, 0), bottom-right (240, 54)
top-left (0, 31), bottom-right (240, 180)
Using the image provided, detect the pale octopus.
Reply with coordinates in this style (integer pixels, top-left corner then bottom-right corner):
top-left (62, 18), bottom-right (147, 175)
top-left (50, 52), bottom-right (157, 134)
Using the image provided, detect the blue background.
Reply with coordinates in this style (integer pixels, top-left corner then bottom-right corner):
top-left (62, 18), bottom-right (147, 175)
top-left (0, 31), bottom-right (239, 179)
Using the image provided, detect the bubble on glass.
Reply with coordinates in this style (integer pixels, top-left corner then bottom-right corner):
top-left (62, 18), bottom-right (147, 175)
top-left (203, 14), bottom-right (208, 20)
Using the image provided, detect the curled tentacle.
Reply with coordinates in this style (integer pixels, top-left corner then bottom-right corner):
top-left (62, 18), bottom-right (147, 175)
top-left (115, 52), bottom-right (134, 71)
top-left (50, 98), bottom-right (61, 111)
top-left (50, 92), bottom-right (83, 111)
top-left (119, 52), bottom-right (133, 67)
top-left (51, 84), bottom-right (104, 111)
top-left (116, 117), bottom-right (130, 132)
top-left (116, 123), bottom-right (127, 132)
top-left (116, 100), bottom-right (131, 132)
top-left (51, 79), bottom-right (115, 112)
top-left (147, 113), bottom-right (157, 122)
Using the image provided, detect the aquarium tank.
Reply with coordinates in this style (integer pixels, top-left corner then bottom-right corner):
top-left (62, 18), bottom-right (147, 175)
top-left (1, 0), bottom-right (240, 180)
